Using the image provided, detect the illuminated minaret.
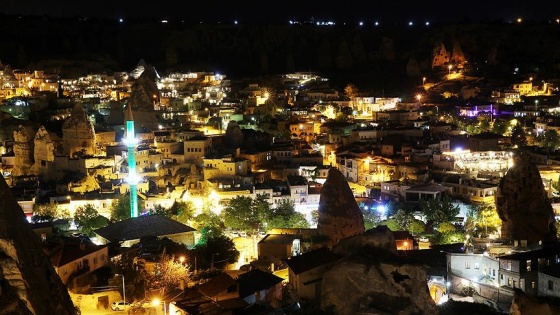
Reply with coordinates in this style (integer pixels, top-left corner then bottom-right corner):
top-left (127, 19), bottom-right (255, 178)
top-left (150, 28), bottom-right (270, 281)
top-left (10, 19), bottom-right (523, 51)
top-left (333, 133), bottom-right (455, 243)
top-left (124, 105), bottom-right (139, 218)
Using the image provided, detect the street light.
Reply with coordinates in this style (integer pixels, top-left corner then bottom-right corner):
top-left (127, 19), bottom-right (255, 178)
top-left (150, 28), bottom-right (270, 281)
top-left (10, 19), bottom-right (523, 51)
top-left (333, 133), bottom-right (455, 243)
top-left (115, 274), bottom-right (126, 308)
top-left (152, 298), bottom-right (167, 315)
top-left (448, 64), bottom-right (452, 74)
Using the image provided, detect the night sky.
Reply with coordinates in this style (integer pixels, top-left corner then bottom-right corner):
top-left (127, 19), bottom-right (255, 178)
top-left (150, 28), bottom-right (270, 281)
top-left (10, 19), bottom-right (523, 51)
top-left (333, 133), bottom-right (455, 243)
top-left (1, 0), bottom-right (559, 24)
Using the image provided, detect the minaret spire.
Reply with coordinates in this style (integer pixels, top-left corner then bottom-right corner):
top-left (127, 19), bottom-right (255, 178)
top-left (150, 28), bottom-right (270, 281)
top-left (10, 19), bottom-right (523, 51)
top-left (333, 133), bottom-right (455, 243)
top-left (124, 105), bottom-right (139, 218)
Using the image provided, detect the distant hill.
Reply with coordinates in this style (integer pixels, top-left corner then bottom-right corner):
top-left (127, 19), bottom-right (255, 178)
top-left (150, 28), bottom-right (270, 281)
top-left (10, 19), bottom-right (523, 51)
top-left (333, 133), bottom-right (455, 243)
top-left (2, 15), bottom-right (560, 94)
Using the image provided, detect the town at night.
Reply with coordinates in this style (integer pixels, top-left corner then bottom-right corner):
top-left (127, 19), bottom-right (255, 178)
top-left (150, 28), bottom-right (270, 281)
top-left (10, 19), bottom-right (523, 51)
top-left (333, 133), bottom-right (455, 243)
top-left (1, 3), bottom-right (560, 315)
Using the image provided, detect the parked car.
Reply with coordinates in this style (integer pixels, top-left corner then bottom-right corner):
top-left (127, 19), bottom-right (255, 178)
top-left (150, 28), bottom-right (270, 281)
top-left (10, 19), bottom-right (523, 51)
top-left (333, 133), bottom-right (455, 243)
top-left (111, 301), bottom-right (131, 311)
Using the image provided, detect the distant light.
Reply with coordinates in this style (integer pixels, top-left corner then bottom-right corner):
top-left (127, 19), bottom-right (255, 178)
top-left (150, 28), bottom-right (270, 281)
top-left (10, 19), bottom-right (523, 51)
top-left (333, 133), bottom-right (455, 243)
top-left (161, 20), bottom-right (168, 24)
top-left (454, 147), bottom-right (463, 152)
top-left (359, 21), bottom-right (363, 26)
top-left (119, 18), bottom-right (124, 23)
top-left (377, 205), bottom-right (386, 213)
top-left (425, 21), bottom-right (430, 26)
top-left (374, 21), bottom-right (379, 26)
top-left (234, 20), bottom-right (238, 25)
top-left (517, 17), bottom-right (522, 23)
top-left (408, 21), bottom-right (413, 26)
top-left (289, 20), bottom-right (293, 25)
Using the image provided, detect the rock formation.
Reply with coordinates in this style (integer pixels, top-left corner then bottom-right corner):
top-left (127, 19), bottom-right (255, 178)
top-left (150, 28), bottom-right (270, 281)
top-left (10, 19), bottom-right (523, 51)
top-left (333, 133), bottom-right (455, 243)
top-left (321, 226), bottom-right (439, 315)
top-left (224, 121), bottom-right (244, 150)
top-left (510, 288), bottom-right (560, 315)
top-left (450, 39), bottom-right (466, 66)
top-left (432, 42), bottom-right (450, 69)
top-left (125, 64), bottom-right (161, 132)
top-left (496, 152), bottom-right (557, 245)
top-left (0, 176), bottom-right (77, 314)
top-left (62, 104), bottom-right (96, 157)
top-left (11, 125), bottom-right (35, 177)
top-left (406, 56), bottom-right (421, 78)
top-left (31, 126), bottom-right (61, 178)
top-left (317, 168), bottom-right (364, 245)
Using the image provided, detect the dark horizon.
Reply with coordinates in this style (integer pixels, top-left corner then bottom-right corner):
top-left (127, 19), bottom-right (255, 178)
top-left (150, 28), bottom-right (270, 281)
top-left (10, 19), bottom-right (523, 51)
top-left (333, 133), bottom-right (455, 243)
top-left (2, 0), bottom-right (559, 24)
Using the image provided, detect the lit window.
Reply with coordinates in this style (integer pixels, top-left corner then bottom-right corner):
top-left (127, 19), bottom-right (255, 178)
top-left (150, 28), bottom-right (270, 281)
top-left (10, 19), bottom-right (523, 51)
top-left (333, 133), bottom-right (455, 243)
top-left (465, 262), bottom-right (471, 269)
top-left (474, 263), bottom-right (480, 269)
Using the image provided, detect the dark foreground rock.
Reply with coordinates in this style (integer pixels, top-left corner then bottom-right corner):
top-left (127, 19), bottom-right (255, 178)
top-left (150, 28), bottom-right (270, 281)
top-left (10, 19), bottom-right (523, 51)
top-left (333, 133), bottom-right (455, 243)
top-left (0, 176), bottom-right (77, 315)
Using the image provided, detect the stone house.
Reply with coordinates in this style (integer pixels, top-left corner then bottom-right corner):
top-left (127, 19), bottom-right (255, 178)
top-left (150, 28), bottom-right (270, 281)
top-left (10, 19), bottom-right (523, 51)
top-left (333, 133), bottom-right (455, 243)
top-left (93, 215), bottom-right (197, 247)
top-left (196, 270), bottom-right (283, 305)
top-left (285, 247), bottom-right (341, 301)
top-left (47, 240), bottom-right (109, 285)
top-left (538, 265), bottom-right (560, 298)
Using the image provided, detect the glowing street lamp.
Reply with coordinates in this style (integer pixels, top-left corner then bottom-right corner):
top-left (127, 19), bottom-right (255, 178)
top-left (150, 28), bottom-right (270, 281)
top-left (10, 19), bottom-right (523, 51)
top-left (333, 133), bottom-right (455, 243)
top-left (448, 64), bottom-right (453, 74)
top-left (152, 298), bottom-right (167, 315)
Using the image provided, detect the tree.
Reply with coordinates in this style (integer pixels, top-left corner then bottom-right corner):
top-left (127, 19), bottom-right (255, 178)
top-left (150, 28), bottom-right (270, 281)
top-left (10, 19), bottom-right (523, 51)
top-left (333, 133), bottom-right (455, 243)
top-left (268, 210), bottom-right (309, 230)
top-left (382, 219), bottom-right (400, 231)
top-left (467, 203), bottom-right (502, 237)
top-left (192, 208), bottom-right (224, 244)
top-left (491, 119), bottom-right (508, 135)
top-left (392, 209), bottom-right (413, 230)
top-left (74, 204), bottom-right (108, 235)
top-left (151, 254), bottom-right (191, 293)
top-left (511, 124), bottom-right (527, 147)
top-left (110, 195), bottom-right (145, 222)
top-left (150, 204), bottom-right (170, 216)
top-left (420, 196), bottom-right (460, 228)
top-left (344, 83), bottom-right (359, 101)
top-left (408, 219), bottom-right (426, 235)
top-left (110, 195), bottom-right (132, 222)
top-left (542, 129), bottom-right (560, 149)
top-left (361, 206), bottom-right (383, 230)
top-left (310, 209), bottom-right (319, 226)
top-left (193, 234), bottom-right (240, 270)
top-left (171, 201), bottom-right (196, 224)
top-left (266, 199), bottom-right (309, 230)
top-left (32, 203), bottom-right (65, 222)
top-left (222, 196), bottom-right (258, 231)
top-left (437, 221), bottom-right (457, 233)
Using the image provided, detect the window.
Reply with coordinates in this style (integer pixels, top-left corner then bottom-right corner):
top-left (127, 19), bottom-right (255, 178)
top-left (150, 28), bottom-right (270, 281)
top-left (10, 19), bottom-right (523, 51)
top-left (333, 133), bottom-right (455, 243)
top-left (526, 260), bottom-right (532, 272)
top-left (507, 261), bottom-right (512, 271)
top-left (465, 262), bottom-right (471, 269)
top-left (508, 278), bottom-right (512, 286)
top-left (474, 263), bottom-right (480, 270)
top-left (532, 281), bottom-right (535, 289)
top-left (493, 269), bottom-right (496, 277)
top-left (549, 280), bottom-right (554, 291)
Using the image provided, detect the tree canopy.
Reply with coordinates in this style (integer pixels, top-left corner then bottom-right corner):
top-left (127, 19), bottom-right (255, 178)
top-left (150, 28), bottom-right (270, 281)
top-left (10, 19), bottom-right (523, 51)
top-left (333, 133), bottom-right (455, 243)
top-left (74, 204), bottom-right (109, 235)
top-left (420, 196), bottom-right (460, 228)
